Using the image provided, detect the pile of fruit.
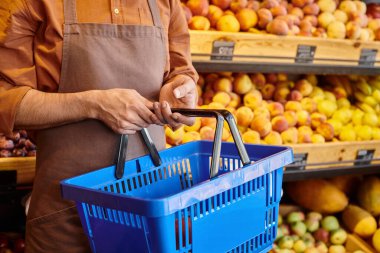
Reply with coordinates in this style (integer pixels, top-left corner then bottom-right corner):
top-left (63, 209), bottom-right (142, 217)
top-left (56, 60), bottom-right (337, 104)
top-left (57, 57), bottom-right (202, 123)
top-left (182, 0), bottom-right (380, 40)
top-left (165, 73), bottom-right (380, 146)
top-left (284, 175), bottom-right (380, 252)
top-left (0, 234), bottom-right (24, 253)
top-left (0, 131), bottom-right (36, 158)
top-left (272, 211), bottom-right (350, 253)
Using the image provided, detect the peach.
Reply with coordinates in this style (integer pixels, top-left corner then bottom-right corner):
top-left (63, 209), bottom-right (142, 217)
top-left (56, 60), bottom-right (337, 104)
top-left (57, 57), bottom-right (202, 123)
top-left (285, 101), bottom-right (303, 112)
top-left (295, 79), bottom-right (314, 96)
top-left (316, 122), bottom-right (335, 141)
top-left (271, 5), bottom-right (288, 17)
top-left (351, 13), bottom-right (369, 28)
top-left (274, 87), bottom-right (291, 104)
top-left (165, 126), bottom-right (185, 145)
top-left (301, 98), bottom-right (317, 113)
top-left (339, 1), bottom-right (357, 15)
top-left (188, 16), bottom-right (211, 30)
top-left (261, 0), bottom-right (279, 9)
top-left (310, 86), bottom-right (325, 101)
top-left (311, 133), bottom-right (326, 143)
top-left (202, 89), bottom-right (215, 105)
top-left (288, 90), bottom-right (304, 101)
top-left (314, 27), bottom-right (328, 38)
top-left (368, 19), bottom-right (380, 32)
top-left (222, 127), bottom-right (231, 141)
top-left (306, 74), bottom-right (318, 86)
top-left (297, 110), bottom-right (311, 126)
top-left (318, 12), bottom-right (335, 29)
top-left (291, 0), bottom-right (310, 8)
top-left (184, 117), bottom-right (202, 132)
top-left (327, 21), bottom-right (346, 39)
top-left (244, 90), bottom-right (263, 110)
top-left (251, 73), bottom-right (266, 88)
top-left (205, 73), bottom-right (219, 86)
top-left (281, 127), bottom-right (299, 144)
top-left (201, 117), bottom-right (217, 128)
top-left (182, 131), bottom-right (201, 144)
top-left (303, 15), bottom-right (318, 26)
top-left (300, 20), bottom-right (313, 33)
top-left (236, 8), bottom-right (258, 31)
top-left (298, 127), bottom-right (313, 143)
top-left (250, 115), bottom-right (272, 137)
top-left (230, 0), bottom-right (248, 12)
top-left (216, 15), bottom-right (241, 32)
top-left (327, 118), bottom-right (343, 136)
top-left (181, 3), bottom-right (193, 23)
top-left (272, 115), bottom-right (289, 133)
top-left (333, 9), bottom-right (348, 23)
top-left (247, 0), bottom-right (261, 11)
top-left (277, 73), bottom-right (288, 82)
top-left (212, 0), bottom-right (232, 10)
top-left (290, 7), bottom-right (305, 19)
top-left (311, 112), bottom-right (327, 129)
top-left (267, 102), bottom-right (285, 117)
top-left (233, 74), bottom-right (253, 94)
top-left (236, 106), bottom-right (254, 127)
top-left (266, 73), bottom-right (278, 84)
top-left (208, 102), bottom-right (225, 109)
top-left (303, 3), bottom-right (320, 15)
top-left (261, 84), bottom-right (276, 100)
top-left (254, 106), bottom-right (271, 120)
top-left (214, 77), bottom-right (233, 92)
top-left (333, 86), bottom-right (348, 99)
top-left (318, 0), bottom-right (336, 13)
top-left (212, 91), bottom-right (231, 106)
top-left (276, 15), bottom-right (299, 28)
top-left (354, 0), bottom-right (367, 15)
top-left (264, 131), bottom-right (283, 145)
top-left (359, 28), bottom-right (372, 41)
top-left (227, 92), bottom-right (241, 108)
top-left (267, 19), bottom-right (289, 35)
top-left (257, 8), bottom-right (273, 29)
top-left (242, 130), bottom-right (261, 144)
top-left (208, 5), bottom-right (224, 27)
top-left (200, 126), bottom-right (216, 140)
top-left (224, 10), bottom-right (235, 16)
top-left (187, 0), bottom-right (209, 16)
top-left (284, 111), bottom-right (298, 127)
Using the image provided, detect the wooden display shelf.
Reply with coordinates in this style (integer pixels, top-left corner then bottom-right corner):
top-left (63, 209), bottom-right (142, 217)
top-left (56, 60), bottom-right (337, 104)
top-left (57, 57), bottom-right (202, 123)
top-left (286, 140), bottom-right (380, 170)
top-left (0, 157), bottom-right (36, 185)
top-left (346, 234), bottom-right (377, 253)
top-left (190, 31), bottom-right (380, 75)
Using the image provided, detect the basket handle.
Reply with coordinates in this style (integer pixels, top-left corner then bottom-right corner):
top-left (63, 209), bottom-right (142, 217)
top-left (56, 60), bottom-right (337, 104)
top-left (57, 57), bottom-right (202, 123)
top-left (115, 109), bottom-right (250, 180)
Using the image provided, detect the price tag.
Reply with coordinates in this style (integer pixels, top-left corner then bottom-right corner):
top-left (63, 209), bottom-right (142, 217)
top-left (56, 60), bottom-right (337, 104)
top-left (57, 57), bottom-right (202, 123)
top-left (359, 49), bottom-right (377, 66)
top-left (286, 153), bottom-right (308, 171)
top-left (355, 149), bottom-right (375, 166)
top-left (211, 41), bottom-right (235, 61)
top-left (295, 45), bottom-right (316, 64)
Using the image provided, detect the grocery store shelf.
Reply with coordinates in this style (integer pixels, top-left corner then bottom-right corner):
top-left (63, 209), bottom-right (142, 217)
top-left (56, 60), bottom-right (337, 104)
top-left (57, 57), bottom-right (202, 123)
top-left (284, 163), bottom-right (380, 182)
top-left (0, 157), bottom-right (35, 185)
top-left (190, 31), bottom-right (380, 75)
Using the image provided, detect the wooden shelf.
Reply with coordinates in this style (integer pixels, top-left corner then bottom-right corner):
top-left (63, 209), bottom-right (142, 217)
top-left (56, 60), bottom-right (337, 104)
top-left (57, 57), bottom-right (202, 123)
top-left (0, 157), bottom-right (36, 185)
top-left (190, 31), bottom-right (380, 75)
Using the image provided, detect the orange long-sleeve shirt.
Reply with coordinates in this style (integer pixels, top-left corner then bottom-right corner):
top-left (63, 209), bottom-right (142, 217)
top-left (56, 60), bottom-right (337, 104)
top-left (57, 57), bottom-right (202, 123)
top-left (0, 0), bottom-right (197, 135)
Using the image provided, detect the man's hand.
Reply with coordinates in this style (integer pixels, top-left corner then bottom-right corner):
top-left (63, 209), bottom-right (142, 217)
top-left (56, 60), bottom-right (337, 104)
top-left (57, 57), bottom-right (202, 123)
top-left (94, 89), bottom-right (162, 135)
top-left (153, 75), bottom-right (198, 130)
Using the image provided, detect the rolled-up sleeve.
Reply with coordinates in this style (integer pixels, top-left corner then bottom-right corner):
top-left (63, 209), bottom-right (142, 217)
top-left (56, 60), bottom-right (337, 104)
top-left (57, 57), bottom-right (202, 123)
top-left (0, 0), bottom-right (37, 135)
top-left (164, 0), bottom-right (198, 84)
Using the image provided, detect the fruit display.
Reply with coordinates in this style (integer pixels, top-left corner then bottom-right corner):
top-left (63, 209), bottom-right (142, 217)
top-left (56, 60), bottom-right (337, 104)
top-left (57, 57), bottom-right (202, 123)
top-left (271, 210), bottom-right (350, 253)
top-left (282, 175), bottom-right (380, 252)
top-left (182, 0), bottom-right (380, 40)
top-left (165, 72), bottom-right (380, 147)
top-left (0, 131), bottom-right (36, 158)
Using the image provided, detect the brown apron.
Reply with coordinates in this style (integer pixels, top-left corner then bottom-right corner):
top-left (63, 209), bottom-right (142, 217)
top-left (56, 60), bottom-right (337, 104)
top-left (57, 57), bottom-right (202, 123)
top-left (25, 0), bottom-right (167, 252)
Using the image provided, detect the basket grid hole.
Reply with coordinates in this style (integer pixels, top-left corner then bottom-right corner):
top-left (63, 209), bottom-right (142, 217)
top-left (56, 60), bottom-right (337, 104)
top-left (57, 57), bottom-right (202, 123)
top-left (175, 210), bottom-right (192, 251)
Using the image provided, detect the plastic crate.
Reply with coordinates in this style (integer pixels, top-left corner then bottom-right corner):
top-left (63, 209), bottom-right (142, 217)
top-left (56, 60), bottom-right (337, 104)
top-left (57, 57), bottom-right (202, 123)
top-left (61, 140), bottom-right (293, 253)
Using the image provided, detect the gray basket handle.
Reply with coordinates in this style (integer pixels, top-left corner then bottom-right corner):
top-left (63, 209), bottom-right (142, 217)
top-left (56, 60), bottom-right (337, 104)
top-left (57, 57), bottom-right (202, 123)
top-left (115, 109), bottom-right (250, 180)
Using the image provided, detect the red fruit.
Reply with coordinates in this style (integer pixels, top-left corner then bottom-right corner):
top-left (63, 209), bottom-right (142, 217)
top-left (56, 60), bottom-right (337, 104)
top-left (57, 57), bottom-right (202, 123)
top-left (13, 238), bottom-right (25, 253)
top-left (313, 228), bottom-right (329, 244)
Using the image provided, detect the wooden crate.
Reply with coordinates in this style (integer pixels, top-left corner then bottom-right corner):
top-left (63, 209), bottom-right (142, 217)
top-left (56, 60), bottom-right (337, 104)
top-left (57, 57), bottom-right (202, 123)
top-left (0, 157), bottom-right (36, 185)
top-left (346, 234), bottom-right (377, 253)
top-left (190, 31), bottom-right (380, 67)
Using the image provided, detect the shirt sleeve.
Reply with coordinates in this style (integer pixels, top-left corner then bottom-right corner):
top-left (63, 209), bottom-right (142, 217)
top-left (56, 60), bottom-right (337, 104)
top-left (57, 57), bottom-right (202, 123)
top-left (164, 0), bottom-right (199, 84)
top-left (0, 0), bottom-right (38, 135)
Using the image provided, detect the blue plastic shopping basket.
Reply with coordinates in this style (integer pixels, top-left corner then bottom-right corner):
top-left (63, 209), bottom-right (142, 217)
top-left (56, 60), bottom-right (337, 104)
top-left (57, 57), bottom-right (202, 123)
top-left (61, 109), bottom-right (293, 253)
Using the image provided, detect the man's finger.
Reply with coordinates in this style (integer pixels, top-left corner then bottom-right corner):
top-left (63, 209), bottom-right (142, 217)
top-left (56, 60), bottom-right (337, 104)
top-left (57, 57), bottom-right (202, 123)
top-left (173, 79), bottom-right (195, 99)
top-left (171, 112), bottom-right (195, 126)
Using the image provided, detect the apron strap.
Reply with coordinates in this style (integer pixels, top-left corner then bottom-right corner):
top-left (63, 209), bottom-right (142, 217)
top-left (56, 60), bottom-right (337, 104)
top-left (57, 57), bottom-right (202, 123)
top-left (147, 0), bottom-right (163, 28)
top-left (63, 0), bottom-right (77, 25)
